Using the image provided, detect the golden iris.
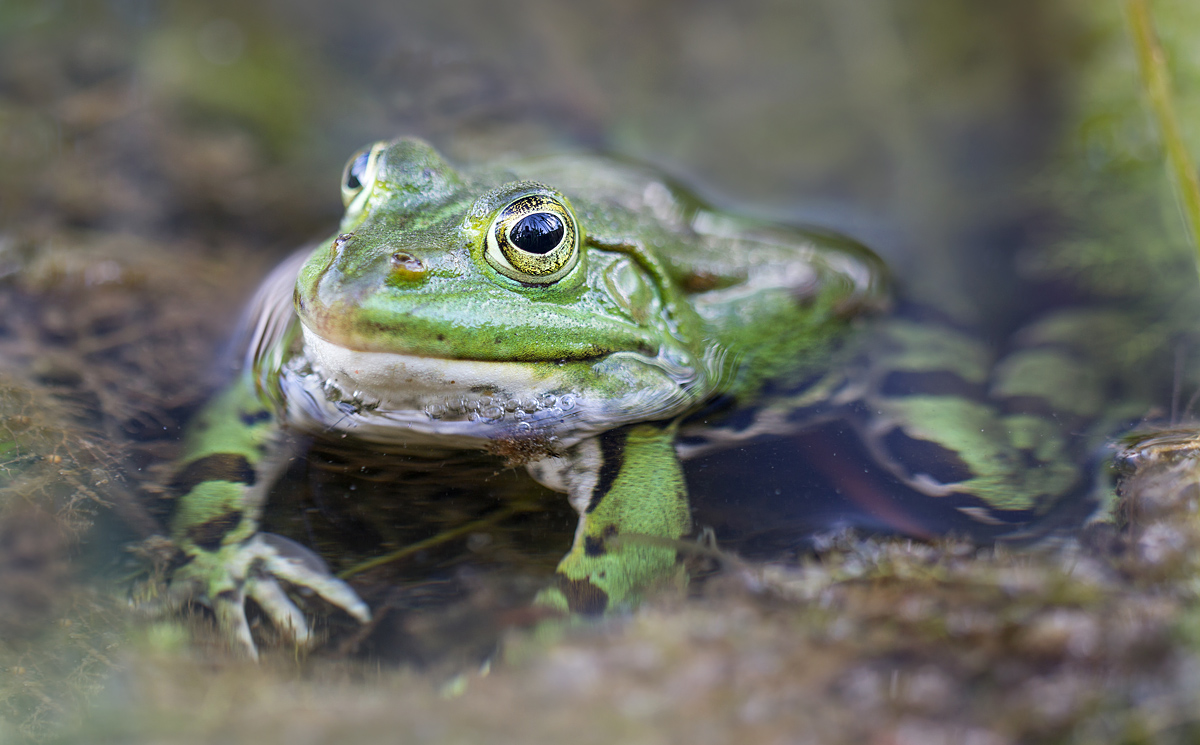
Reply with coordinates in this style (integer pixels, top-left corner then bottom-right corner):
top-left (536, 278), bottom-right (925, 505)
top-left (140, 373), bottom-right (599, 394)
top-left (485, 193), bottom-right (579, 284)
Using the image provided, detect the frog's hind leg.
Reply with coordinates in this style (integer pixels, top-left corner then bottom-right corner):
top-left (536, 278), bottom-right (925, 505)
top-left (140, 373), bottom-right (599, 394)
top-left (530, 422), bottom-right (693, 615)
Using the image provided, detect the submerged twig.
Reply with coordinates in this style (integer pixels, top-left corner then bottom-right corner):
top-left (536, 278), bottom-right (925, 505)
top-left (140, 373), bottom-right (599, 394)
top-left (335, 499), bottom-right (544, 579)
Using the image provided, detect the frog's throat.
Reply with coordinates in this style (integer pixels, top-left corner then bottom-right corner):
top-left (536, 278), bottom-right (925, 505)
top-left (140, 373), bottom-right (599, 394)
top-left (289, 325), bottom-right (705, 448)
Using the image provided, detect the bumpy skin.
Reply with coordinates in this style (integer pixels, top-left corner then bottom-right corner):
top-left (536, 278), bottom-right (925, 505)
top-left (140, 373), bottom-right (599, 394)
top-left (169, 137), bottom-right (1090, 657)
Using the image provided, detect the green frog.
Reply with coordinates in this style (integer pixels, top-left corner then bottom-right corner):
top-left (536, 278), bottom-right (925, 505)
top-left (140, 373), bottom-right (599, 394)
top-left (167, 137), bottom-right (1094, 657)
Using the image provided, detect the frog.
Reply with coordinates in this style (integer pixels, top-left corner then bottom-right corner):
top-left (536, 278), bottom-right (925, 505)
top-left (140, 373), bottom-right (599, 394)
top-left (166, 136), bottom-right (1095, 658)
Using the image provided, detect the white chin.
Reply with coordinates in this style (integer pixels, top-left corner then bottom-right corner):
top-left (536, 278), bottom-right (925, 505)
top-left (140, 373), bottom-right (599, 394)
top-left (300, 325), bottom-right (575, 414)
top-left (286, 324), bottom-right (704, 449)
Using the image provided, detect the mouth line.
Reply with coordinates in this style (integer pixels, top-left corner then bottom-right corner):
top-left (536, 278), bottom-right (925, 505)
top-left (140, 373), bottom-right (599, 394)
top-left (300, 324), bottom-right (588, 401)
top-left (299, 315), bottom-right (658, 364)
top-left (308, 340), bottom-right (607, 369)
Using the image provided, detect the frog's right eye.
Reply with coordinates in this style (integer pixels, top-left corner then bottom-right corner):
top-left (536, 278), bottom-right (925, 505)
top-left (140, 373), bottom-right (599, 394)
top-left (340, 142), bottom-right (386, 210)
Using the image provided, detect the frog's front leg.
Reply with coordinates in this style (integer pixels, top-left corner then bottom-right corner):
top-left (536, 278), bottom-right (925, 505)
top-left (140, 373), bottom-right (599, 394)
top-left (168, 375), bottom-right (369, 658)
top-left (530, 422), bottom-right (692, 614)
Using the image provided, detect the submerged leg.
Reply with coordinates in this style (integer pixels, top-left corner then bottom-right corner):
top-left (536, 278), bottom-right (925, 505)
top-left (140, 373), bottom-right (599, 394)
top-left (537, 423), bottom-right (692, 614)
top-left (168, 373), bottom-right (368, 658)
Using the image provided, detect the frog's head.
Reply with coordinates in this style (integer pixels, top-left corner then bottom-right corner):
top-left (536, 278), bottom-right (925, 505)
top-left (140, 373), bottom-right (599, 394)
top-left (297, 137), bottom-right (663, 360)
top-left (290, 137), bottom-right (713, 442)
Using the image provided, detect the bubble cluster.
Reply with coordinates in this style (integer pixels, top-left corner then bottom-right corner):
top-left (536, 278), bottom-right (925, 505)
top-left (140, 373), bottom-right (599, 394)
top-left (425, 392), bottom-right (578, 423)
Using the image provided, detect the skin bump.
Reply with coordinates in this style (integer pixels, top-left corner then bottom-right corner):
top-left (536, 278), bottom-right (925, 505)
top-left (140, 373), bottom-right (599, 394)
top-left (170, 454), bottom-right (257, 496)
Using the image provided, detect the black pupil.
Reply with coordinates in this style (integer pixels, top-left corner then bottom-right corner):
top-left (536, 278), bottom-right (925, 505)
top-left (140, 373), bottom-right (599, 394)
top-left (509, 213), bottom-right (564, 255)
top-left (345, 151), bottom-right (370, 190)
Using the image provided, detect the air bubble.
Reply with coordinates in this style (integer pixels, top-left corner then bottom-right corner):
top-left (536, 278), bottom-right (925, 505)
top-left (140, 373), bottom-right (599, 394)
top-left (481, 405), bottom-right (504, 421)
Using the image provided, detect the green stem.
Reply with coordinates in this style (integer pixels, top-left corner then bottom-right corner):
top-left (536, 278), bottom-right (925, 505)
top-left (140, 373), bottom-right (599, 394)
top-left (335, 500), bottom-right (542, 580)
top-left (1126, 0), bottom-right (1200, 280)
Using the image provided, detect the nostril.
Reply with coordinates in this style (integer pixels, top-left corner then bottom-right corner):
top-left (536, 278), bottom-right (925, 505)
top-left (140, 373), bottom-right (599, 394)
top-left (389, 252), bottom-right (426, 282)
top-left (391, 252), bottom-right (423, 270)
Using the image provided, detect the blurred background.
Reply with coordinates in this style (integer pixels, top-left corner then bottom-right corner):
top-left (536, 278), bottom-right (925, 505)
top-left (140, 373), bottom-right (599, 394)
top-left (5, 0), bottom-right (1200, 740)
top-left (0, 0), bottom-right (1103, 326)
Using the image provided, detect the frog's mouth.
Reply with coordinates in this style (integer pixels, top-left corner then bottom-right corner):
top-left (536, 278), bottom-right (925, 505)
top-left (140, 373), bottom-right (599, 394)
top-left (302, 324), bottom-right (583, 416)
top-left (244, 250), bottom-right (714, 448)
top-left (292, 324), bottom-right (709, 447)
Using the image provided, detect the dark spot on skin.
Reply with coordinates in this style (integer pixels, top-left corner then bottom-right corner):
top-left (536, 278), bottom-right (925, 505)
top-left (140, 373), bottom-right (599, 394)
top-left (557, 577), bottom-right (608, 615)
top-left (680, 270), bottom-right (741, 293)
top-left (881, 429), bottom-right (975, 486)
top-left (436, 334), bottom-right (445, 342)
top-left (239, 409), bottom-right (272, 426)
top-left (186, 511), bottom-right (243, 552)
top-left (170, 454), bottom-right (257, 496)
top-left (583, 527), bottom-right (620, 558)
top-left (587, 428), bottom-right (628, 513)
top-left (880, 370), bottom-right (986, 399)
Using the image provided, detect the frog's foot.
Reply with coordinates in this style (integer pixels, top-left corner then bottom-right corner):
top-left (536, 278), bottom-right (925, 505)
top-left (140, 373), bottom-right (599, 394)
top-left (169, 533), bottom-right (371, 659)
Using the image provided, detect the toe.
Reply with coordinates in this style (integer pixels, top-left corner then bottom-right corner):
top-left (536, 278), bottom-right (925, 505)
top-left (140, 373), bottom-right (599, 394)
top-left (253, 536), bottom-right (371, 623)
top-left (246, 576), bottom-right (312, 647)
top-left (213, 589), bottom-right (258, 660)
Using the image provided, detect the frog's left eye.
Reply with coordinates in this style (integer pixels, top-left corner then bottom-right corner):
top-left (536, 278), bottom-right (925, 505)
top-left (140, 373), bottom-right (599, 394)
top-left (485, 193), bottom-right (579, 284)
top-left (340, 142), bottom-right (386, 210)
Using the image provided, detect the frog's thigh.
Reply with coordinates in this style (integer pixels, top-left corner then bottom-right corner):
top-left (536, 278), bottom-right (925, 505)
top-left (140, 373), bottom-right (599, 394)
top-left (540, 423), bottom-right (692, 614)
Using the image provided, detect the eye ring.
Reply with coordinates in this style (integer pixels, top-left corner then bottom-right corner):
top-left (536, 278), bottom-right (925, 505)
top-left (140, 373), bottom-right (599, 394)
top-left (485, 193), bottom-right (580, 284)
top-left (340, 142), bottom-right (386, 210)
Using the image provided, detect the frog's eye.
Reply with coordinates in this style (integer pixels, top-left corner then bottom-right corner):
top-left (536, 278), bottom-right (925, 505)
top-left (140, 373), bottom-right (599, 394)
top-left (340, 142), bottom-right (386, 210)
top-left (485, 194), bottom-right (580, 284)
